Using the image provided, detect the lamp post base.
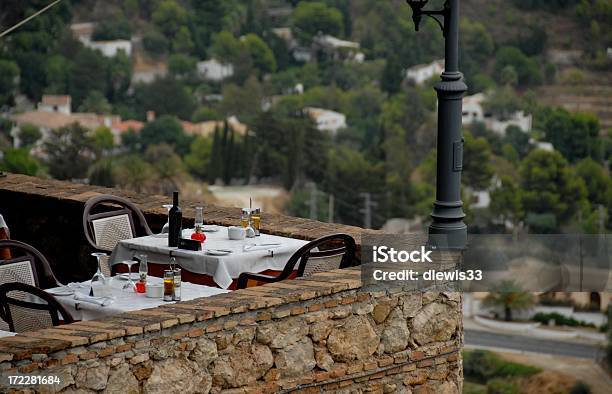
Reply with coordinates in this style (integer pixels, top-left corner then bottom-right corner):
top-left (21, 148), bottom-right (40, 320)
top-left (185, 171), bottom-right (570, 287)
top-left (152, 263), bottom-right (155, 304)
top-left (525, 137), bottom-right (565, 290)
top-left (428, 223), bottom-right (467, 250)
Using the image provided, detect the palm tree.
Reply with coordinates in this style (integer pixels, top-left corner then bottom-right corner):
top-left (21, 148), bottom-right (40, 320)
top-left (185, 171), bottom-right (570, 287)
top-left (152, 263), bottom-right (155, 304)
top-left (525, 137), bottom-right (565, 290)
top-left (483, 280), bottom-right (534, 321)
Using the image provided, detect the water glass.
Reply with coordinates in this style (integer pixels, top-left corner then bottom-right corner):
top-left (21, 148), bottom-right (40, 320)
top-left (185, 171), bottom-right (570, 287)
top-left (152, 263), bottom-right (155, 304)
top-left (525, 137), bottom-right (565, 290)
top-left (195, 207), bottom-right (203, 228)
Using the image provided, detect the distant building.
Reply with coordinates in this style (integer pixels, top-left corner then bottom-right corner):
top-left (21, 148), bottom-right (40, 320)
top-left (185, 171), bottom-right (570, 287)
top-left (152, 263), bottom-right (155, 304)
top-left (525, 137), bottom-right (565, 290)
top-left (405, 60), bottom-right (444, 85)
top-left (197, 59), bottom-right (234, 82)
top-left (131, 66), bottom-right (167, 84)
top-left (38, 95), bottom-right (71, 115)
top-left (87, 40), bottom-right (132, 57)
top-left (111, 120), bottom-right (144, 144)
top-left (304, 107), bottom-right (347, 135)
top-left (530, 139), bottom-right (554, 152)
top-left (11, 111), bottom-right (120, 147)
top-left (462, 93), bottom-right (533, 135)
top-left (314, 34), bottom-right (364, 62)
top-left (70, 22), bottom-right (132, 57)
top-left (183, 116), bottom-right (248, 138)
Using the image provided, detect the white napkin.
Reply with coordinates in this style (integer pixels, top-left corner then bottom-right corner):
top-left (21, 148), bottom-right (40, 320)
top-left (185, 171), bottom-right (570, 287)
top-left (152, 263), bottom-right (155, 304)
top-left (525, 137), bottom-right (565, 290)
top-left (74, 293), bottom-right (114, 307)
top-left (0, 214), bottom-right (9, 237)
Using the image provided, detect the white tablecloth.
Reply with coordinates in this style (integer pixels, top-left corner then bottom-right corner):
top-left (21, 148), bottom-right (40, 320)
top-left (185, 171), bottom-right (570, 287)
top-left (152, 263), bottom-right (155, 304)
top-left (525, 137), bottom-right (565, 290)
top-left (46, 277), bottom-right (228, 321)
top-left (0, 329), bottom-right (16, 337)
top-left (109, 226), bottom-right (309, 289)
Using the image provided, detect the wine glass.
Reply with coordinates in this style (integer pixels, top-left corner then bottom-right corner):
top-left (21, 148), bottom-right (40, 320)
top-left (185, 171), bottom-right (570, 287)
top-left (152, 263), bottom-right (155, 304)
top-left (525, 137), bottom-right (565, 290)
top-left (161, 204), bottom-right (173, 234)
top-left (90, 252), bottom-right (108, 297)
top-left (120, 259), bottom-right (137, 292)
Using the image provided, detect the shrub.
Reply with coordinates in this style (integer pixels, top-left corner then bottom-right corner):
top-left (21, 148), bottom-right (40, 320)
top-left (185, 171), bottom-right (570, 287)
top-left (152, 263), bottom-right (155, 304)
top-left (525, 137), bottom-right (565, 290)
top-left (532, 312), bottom-right (596, 328)
top-left (487, 378), bottom-right (519, 394)
top-left (464, 350), bottom-right (541, 384)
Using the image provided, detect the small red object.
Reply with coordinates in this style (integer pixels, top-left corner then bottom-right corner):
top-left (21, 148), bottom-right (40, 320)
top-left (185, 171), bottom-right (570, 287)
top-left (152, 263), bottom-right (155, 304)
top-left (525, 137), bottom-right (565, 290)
top-left (191, 230), bottom-right (206, 243)
top-left (135, 282), bottom-right (146, 293)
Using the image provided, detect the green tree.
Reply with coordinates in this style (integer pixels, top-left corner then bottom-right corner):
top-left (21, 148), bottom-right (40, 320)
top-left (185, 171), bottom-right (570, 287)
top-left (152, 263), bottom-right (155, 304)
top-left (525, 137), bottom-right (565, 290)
top-left (172, 26), bottom-right (194, 53)
top-left (69, 48), bottom-right (109, 108)
top-left (192, 107), bottom-right (221, 122)
top-left (142, 29), bottom-right (169, 56)
top-left (243, 33), bottom-right (276, 75)
top-left (483, 280), bottom-right (534, 321)
top-left (463, 131), bottom-right (494, 189)
top-left (0, 148), bottom-right (40, 176)
top-left (380, 55), bottom-right (403, 95)
top-left (494, 46), bottom-right (542, 86)
top-left (92, 126), bottom-right (115, 152)
top-left (139, 115), bottom-right (192, 155)
top-left (17, 124), bottom-right (42, 148)
top-left (144, 143), bottom-right (187, 194)
top-left (483, 86), bottom-right (521, 121)
top-left (520, 150), bottom-right (587, 229)
top-left (134, 76), bottom-right (196, 120)
top-left (574, 158), bottom-right (612, 207)
top-left (210, 31), bottom-right (243, 63)
top-left (503, 125), bottom-right (531, 158)
top-left (537, 107), bottom-right (601, 163)
top-left (113, 155), bottom-right (155, 193)
top-left (292, 2), bottom-right (344, 42)
top-left (460, 19), bottom-right (494, 88)
top-left (91, 18), bottom-right (131, 41)
top-left (43, 123), bottom-right (95, 180)
top-left (78, 90), bottom-right (112, 114)
top-left (0, 60), bottom-right (20, 106)
top-left (168, 54), bottom-right (197, 79)
top-left (184, 136), bottom-right (213, 179)
top-left (490, 176), bottom-right (523, 230)
top-left (152, 0), bottom-right (188, 36)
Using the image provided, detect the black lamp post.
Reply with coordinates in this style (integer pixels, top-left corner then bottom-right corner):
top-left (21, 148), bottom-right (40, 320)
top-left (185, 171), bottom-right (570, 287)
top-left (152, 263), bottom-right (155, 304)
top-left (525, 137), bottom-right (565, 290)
top-left (406, 0), bottom-right (467, 250)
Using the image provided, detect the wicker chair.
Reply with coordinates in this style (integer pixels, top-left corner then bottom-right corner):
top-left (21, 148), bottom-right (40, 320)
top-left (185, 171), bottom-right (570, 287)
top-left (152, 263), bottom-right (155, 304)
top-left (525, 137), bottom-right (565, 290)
top-left (236, 233), bottom-right (356, 289)
top-left (83, 195), bottom-right (153, 276)
top-left (0, 240), bottom-right (62, 289)
top-left (0, 282), bottom-right (74, 333)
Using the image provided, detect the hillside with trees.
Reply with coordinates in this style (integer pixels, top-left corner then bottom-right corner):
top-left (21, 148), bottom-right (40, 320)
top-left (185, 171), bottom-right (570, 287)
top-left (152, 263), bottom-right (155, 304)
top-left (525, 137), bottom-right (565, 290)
top-left (0, 0), bottom-right (610, 234)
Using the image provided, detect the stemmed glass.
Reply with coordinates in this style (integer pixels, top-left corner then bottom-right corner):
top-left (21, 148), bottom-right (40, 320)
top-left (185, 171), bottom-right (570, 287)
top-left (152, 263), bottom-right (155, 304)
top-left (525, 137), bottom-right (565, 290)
top-left (120, 259), bottom-right (137, 292)
top-left (161, 204), bottom-right (173, 234)
top-left (90, 252), bottom-right (108, 297)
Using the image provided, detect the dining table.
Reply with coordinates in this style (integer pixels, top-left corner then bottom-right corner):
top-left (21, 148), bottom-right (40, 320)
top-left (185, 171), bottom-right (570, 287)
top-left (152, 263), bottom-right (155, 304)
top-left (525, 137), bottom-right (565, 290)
top-left (109, 226), bottom-right (310, 289)
top-left (45, 276), bottom-right (229, 321)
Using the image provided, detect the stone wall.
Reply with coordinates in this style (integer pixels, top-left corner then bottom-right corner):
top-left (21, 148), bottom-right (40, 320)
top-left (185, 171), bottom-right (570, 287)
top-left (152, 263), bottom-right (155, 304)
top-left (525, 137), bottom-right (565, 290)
top-left (0, 174), bottom-right (377, 282)
top-left (0, 268), bottom-right (462, 393)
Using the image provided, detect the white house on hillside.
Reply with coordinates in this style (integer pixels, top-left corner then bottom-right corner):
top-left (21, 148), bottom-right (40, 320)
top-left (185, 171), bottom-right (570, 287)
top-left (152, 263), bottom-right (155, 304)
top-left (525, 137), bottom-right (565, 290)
top-left (197, 59), bottom-right (234, 82)
top-left (70, 22), bottom-right (132, 58)
top-left (462, 93), bottom-right (532, 135)
top-left (38, 95), bottom-right (71, 115)
top-left (405, 60), bottom-right (444, 85)
top-left (87, 40), bottom-right (132, 57)
top-left (304, 107), bottom-right (347, 135)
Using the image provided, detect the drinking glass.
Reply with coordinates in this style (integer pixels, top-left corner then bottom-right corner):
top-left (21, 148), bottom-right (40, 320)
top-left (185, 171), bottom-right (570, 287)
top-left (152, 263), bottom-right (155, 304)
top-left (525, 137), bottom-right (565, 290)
top-left (120, 260), bottom-right (137, 292)
top-left (90, 252), bottom-right (109, 297)
top-left (195, 207), bottom-right (204, 229)
top-left (161, 204), bottom-right (173, 234)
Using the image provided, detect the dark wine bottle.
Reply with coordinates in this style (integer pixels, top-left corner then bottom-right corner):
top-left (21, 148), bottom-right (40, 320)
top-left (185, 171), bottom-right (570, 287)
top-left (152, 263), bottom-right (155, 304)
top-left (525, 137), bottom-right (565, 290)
top-left (168, 191), bottom-right (182, 247)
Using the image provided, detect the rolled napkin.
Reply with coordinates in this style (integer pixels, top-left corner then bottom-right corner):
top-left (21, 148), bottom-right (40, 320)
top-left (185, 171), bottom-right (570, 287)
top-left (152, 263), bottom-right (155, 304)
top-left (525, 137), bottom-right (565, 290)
top-left (74, 293), bottom-right (114, 307)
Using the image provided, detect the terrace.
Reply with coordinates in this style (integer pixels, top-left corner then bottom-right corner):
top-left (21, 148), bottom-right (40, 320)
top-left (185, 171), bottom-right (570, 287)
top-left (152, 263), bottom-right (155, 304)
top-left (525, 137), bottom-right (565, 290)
top-left (0, 173), bottom-right (463, 393)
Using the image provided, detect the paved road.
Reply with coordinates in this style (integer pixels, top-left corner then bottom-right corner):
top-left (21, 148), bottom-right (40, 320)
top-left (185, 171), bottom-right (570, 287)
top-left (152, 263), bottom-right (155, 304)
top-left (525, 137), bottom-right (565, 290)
top-left (465, 329), bottom-right (602, 359)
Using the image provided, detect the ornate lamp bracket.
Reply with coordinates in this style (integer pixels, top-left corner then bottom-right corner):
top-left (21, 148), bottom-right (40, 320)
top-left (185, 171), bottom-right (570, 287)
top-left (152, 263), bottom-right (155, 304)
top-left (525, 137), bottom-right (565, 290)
top-left (406, 0), bottom-right (450, 37)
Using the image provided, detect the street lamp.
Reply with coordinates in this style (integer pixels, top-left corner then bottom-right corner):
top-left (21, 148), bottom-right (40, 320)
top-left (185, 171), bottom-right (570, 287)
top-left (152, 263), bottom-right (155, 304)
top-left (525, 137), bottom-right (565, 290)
top-left (406, 0), bottom-right (467, 249)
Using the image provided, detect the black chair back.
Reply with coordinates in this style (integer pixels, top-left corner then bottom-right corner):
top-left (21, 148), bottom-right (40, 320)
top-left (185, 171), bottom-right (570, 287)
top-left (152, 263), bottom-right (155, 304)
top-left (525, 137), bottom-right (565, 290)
top-left (237, 233), bottom-right (356, 289)
top-left (0, 282), bottom-right (74, 333)
top-left (0, 240), bottom-right (61, 289)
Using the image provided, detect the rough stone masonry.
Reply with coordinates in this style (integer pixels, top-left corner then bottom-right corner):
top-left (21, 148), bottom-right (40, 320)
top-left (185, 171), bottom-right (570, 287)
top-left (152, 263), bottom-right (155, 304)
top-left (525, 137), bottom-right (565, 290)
top-left (0, 268), bottom-right (462, 393)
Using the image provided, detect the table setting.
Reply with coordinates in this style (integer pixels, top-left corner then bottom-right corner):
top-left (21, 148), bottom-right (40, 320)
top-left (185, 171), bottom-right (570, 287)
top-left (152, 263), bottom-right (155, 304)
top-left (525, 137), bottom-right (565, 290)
top-left (43, 274), bottom-right (228, 321)
top-left (109, 200), bottom-right (309, 289)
